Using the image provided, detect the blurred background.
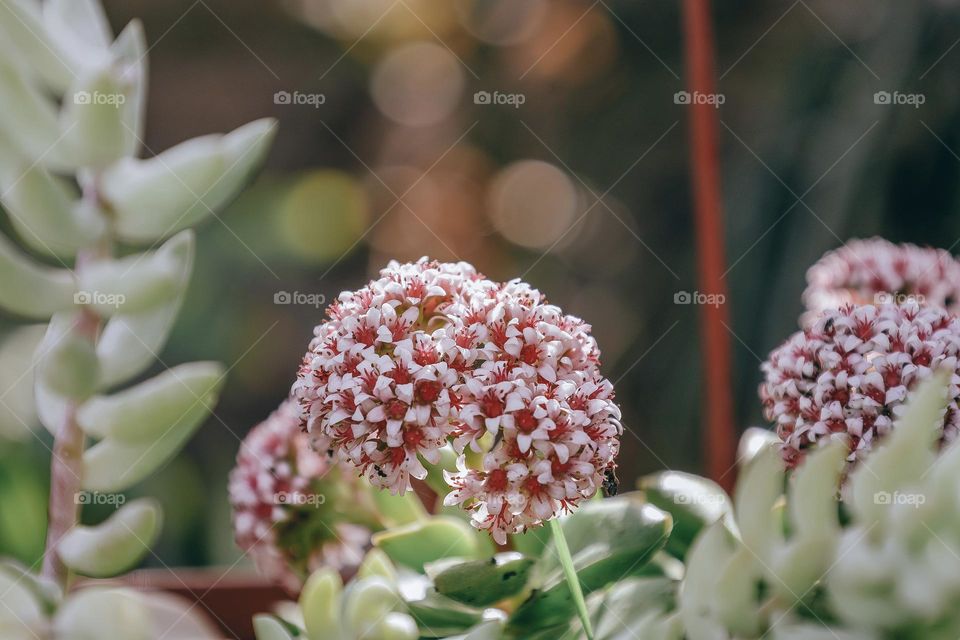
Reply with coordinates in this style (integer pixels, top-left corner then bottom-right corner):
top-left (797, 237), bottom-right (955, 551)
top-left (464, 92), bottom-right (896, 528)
top-left (2, 0), bottom-right (960, 571)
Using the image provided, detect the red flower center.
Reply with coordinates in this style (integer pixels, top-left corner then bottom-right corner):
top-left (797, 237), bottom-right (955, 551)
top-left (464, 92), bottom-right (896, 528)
top-left (416, 380), bottom-right (442, 403)
top-left (515, 409), bottom-right (538, 433)
top-left (485, 468), bottom-right (508, 492)
top-left (386, 400), bottom-right (407, 420)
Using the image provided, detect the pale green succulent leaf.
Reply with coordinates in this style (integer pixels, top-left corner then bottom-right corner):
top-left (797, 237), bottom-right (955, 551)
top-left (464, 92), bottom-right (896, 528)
top-left (0, 0), bottom-right (76, 91)
top-left (342, 576), bottom-right (404, 639)
top-left (76, 361), bottom-right (224, 442)
top-left (81, 363), bottom-right (223, 491)
top-left (77, 230), bottom-right (193, 316)
top-left (42, 0), bottom-right (112, 65)
top-left (789, 439), bottom-right (847, 539)
top-left (109, 19), bottom-right (147, 157)
top-left (102, 119), bottom-right (277, 243)
top-left (59, 64), bottom-right (134, 168)
top-left (370, 487), bottom-right (429, 528)
top-left (678, 522), bottom-right (735, 640)
top-left (1, 165), bottom-right (103, 258)
top-left (737, 427), bottom-right (780, 468)
top-left (0, 325), bottom-right (45, 439)
top-left (58, 498), bottom-right (161, 577)
top-left (714, 546), bottom-right (765, 636)
top-left (299, 567), bottom-right (342, 640)
top-left (0, 232), bottom-right (76, 319)
top-left (35, 315), bottom-right (100, 400)
top-left (357, 548), bottom-right (398, 583)
top-left (734, 443), bottom-right (785, 560)
top-left (253, 615), bottom-right (299, 640)
top-left (53, 587), bottom-right (153, 640)
top-left (848, 372), bottom-right (949, 527)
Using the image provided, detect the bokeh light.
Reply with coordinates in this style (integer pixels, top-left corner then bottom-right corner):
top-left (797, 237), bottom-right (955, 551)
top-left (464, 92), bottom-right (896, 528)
top-left (488, 160), bottom-right (577, 250)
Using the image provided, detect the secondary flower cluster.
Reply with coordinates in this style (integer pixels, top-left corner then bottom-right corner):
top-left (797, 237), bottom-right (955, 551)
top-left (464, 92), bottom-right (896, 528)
top-left (802, 237), bottom-right (960, 326)
top-left (761, 302), bottom-right (960, 467)
top-left (229, 400), bottom-right (377, 592)
top-left (292, 258), bottom-right (622, 543)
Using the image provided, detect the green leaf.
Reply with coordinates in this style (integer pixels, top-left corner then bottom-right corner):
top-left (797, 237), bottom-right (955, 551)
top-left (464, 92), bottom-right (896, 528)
top-left (789, 440), bottom-right (846, 539)
top-left (370, 488), bottom-right (428, 528)
top-left (0, 232), bottom-right (75, 319)
top-left (77, 231), bottom-right (193, 316)
top-left (373, 516), bottom-right (485, 572)
top-left (58, 498), bottom-right (161, 578)
top-left (432, 552), bottom-right (535, 608)
top-left (638, 471), bottom-right (732, 558)
top-left (52, 587), bottom-right (153, 639)
top-left (252, 615), bottom-right (299, 640)
top-left (299, 568), bottom-right (341, 640)
top-left (102, 119), bottom-right (277, 244)
top-left (76, 362), bottom-right (224, 442)
top-left (81, 362), bottom-right (224, 492)
top-left (0, 325), bottom-right (45, 439)
top-left (589, 577), bottom-right (680, 640)
top-left (848, 372), bottom-right (949, 527)
top-left (677, 522), bottom-right (734, 640)
top-left (510, 496), bottom-right (672, 630)
top-left (1, 165), bottom-right (103, 258)
top-left (0, 0), bottom-right (76, 92)
top-left (734, 443), bottom-right (785, 560)
top-left (59, 63), bottom-right (134, 168)
top-left (404, 590), bottom-right (482, 637)
top-left (35, 316), bottom-right (100, 400)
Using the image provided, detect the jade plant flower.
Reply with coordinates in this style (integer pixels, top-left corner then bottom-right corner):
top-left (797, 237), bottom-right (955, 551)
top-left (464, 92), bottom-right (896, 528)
top-left (802, 237), bottom-right (960, 326)
top-left (229, 400), bottom-right (381, 591)
top-left (761, 301), bottom-right (960, 467)
top-left (292, 258), bottom-right (622, 544)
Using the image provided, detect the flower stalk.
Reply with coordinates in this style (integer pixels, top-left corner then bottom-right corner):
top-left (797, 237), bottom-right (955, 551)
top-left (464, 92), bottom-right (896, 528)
top-left (550, 518), bottom-right (594, 640)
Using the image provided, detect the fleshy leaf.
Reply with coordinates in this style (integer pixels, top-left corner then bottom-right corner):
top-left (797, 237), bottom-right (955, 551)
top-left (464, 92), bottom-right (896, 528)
top-left (432, 552), bottom-right (535, 608)
top-left (300, 567), bottom-right (342, 640)
top-left (847, 372), bottom-right (949, 527)
top-left (510, 496), bottom-right (672, 630)
top-left (0, 232), bottom-right (76, 319)
top-left (373, 516), bottom-right (485, 571)
top-left (102, 119), bottom-right (277, 243)
top-left (58, 498), bottom-right (161, 577)
top-left (638, 470), bottom-right (733, 558)
top-left (77, 230), bottom-right (193, 316)
top-left (81, 362), bottom-right (224, 491)
top-left (252, 615), bottom-right (298, 640)
top-left (53, 587), bottom-right (152, 640)
top-left (734, 443), bottom-right (785, 560)
top-left (76, 362), bottom-right (224, 442)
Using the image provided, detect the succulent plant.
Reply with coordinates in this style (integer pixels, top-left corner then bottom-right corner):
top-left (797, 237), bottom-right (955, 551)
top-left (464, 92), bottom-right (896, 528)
top-left (0, 0), bottom-right (274, 635)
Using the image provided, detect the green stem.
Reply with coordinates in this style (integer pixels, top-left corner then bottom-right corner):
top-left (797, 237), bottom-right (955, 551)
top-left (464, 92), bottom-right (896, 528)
top-left (549, 518), bottom-right (594, 640)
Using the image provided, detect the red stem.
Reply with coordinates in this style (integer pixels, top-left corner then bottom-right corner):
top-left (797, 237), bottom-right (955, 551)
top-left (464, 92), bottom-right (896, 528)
top-left (681, 0), bottom-right (736, 491)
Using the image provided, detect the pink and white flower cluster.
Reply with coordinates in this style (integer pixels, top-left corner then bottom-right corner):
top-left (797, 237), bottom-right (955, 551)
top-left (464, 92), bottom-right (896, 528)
top-left (229, 400), bottom-right (375, 592)
top-left (761, 302), bottom-right (960, 468)
top-left (292, 258), bottom-right (622, 544)
top-left (802, 237), bottom-right (960, 326)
